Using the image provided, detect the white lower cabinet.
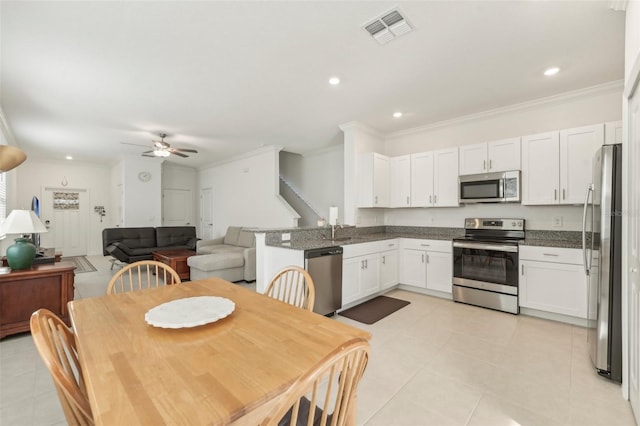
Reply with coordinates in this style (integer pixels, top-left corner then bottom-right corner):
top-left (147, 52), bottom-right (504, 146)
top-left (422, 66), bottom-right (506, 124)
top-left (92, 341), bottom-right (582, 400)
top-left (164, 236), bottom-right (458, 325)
top-left (341, 240), bottom-right (398, 305)
top-left (425, 250), bottom-right (452, 293)
top-left (380, 249), bottom-right (399, 290)
top-left (400, 248), bottom-right (426, 288)
top-left (519, 246), bottom-right (587, 319)
top-left (399, 239), bottom-right (452, 293)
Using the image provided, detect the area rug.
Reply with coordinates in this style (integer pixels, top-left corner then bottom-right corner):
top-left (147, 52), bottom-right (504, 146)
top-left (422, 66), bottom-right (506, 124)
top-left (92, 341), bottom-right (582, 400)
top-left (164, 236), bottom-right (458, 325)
top-left (61, 256), bottom-right (97, 273)
top-left (339, 296), bottom-right (410, 324)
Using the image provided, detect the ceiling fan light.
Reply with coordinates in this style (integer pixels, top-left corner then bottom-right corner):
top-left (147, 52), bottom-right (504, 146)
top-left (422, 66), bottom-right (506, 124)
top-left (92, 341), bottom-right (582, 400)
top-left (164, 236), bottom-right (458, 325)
top-left (154, 150), bottom-right (170, 157)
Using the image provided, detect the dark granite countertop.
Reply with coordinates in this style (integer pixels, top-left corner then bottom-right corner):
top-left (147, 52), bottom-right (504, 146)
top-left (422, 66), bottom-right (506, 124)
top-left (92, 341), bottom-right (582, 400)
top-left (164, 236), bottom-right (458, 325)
top-left (265, 227), bottom-right (584, 251)
top-left (270, 232), bottom-right (456, 250)
top-left (519, 230), bottom-right (584, 249)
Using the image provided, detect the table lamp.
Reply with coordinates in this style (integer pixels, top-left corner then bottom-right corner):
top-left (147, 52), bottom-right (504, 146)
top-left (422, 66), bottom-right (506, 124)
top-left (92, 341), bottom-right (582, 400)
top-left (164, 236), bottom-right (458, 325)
top-left (1, 210), bottom-right (48, 270)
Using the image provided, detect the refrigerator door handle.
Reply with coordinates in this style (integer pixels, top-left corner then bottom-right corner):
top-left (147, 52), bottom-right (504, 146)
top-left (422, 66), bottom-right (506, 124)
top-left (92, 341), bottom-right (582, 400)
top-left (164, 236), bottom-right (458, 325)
top-left (582, 184), bottom-right (593, 275)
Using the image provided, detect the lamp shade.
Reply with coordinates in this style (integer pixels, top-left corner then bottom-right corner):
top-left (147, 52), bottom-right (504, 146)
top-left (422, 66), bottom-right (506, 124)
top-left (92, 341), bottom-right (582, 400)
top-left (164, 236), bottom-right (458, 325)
top-left (1, 210), bottom-right (48, 235)
top-left (0, 146), bottom-right (27, 172)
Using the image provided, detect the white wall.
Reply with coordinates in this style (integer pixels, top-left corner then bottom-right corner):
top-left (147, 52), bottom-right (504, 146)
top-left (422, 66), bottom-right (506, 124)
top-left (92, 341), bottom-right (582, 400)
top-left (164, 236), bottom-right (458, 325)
top-left (626, 2), bottom-right (640, 81)
top-left (280, 146), bottom-right (344, 224)
top-left (13, 158), bottom-right (111, 255)
top-left (382, 82), bottom-right (623, 230)
top-left (341, 122), bottom-right (386, 227)
top-left (197, 146), bottom-right (298, 238)
top-left (121, 157), bottom-right (163, 227)
top-left (161, 163), bottom-right (197, 226)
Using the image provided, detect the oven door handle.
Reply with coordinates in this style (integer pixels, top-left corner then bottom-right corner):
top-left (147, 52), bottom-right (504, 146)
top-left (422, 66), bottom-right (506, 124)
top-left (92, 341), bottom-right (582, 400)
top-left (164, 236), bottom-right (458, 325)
top-left (452, 241), bottom-right (518, 253)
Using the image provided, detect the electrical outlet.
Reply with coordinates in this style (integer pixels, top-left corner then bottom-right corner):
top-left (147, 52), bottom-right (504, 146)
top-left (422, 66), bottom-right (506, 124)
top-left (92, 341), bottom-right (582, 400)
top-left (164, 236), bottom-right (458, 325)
top-left (553, 216), bottom-right (563, 227)
top-left (281, 233), bottom-right (291, 242)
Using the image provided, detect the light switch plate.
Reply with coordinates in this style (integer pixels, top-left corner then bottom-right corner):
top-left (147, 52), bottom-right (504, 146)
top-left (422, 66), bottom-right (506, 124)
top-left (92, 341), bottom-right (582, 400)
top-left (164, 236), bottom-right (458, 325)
top-left (281, 233), bottom-right (291, 241)
top-left (553, 216), bottom-right (563, 227)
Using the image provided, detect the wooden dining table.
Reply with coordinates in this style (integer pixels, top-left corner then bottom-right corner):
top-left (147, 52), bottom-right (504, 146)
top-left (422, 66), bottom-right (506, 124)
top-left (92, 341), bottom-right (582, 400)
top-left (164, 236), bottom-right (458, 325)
top-left (68, 278), bottom-right (371, 425)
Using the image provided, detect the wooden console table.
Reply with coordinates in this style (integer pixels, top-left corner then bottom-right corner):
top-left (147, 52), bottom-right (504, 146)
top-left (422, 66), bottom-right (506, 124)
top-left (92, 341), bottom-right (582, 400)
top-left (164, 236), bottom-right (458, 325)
top-left (0, 262), bottom-right (75, 339)
top-left (1, 248), bottom-right (62, 267)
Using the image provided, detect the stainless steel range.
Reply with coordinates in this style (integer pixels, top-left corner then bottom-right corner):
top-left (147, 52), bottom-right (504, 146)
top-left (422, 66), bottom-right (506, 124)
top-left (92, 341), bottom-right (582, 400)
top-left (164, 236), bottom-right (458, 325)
top-left (452, 218), bottom-right (525, 314)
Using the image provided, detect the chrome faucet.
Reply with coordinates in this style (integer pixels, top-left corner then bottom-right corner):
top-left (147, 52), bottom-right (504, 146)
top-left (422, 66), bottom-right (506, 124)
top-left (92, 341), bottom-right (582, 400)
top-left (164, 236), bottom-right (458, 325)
top-left (331, 223), bottom-right (343, 240)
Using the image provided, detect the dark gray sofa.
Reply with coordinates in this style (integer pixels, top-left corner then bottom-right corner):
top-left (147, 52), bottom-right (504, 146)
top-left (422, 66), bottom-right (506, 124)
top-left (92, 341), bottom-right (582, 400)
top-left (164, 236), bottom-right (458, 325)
top-left (102, 226), bottom-right (197, 263)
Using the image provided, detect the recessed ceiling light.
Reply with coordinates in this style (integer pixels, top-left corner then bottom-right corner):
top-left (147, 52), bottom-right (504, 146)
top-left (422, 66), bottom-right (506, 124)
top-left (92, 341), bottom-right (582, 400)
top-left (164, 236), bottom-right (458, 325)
top-left (328, 77), bottom-right (340, 85)
top-left (393, 112), bottom-right (403, 118)
top-left (65, 156), bottom-right (73, 160)
top-left (544, 67), bottom-right (560, 76)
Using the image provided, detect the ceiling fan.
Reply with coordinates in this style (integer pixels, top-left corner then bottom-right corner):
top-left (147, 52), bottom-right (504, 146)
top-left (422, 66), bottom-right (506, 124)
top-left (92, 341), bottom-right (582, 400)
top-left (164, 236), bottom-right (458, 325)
top-left (121, 133), bottom-right (198, 158)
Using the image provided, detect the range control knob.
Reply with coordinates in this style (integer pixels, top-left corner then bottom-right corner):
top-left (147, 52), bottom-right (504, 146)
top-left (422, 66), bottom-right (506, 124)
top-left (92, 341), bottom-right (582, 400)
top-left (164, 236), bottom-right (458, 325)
top-left (511, 221), bottom-right (516, 226)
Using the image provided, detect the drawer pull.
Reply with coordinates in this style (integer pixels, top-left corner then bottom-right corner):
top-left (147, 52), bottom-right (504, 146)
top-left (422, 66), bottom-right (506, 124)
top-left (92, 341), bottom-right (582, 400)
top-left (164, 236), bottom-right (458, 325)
top-left (543, 253), bottom-right (559, 257)
top-left (420, 244), bottom-right (430, 247)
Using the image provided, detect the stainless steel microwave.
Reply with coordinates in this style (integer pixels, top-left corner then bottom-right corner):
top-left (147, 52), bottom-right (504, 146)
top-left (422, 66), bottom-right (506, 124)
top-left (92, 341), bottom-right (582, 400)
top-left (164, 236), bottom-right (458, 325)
top-left (459, 170), bottom-right (521, 203)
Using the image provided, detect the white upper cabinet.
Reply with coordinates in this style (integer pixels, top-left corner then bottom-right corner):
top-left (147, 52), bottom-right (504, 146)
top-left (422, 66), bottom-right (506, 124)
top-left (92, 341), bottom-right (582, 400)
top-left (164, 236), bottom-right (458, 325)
top-left (410, 148), bottom-right (458, 207)
top-left (410, 151), bottom-right (434, 207)
top-left (522, 131), bottom-right (562, 205)
top-left (459, 138), bottom-right (521, 175)
top-left (487, 137), bottom-right (521, 172)
top-left (605, 120), bottom-right (622, 145)
top-left (433, 148), bottom-right (459, 207)
top-left (522, 125), bottom-right (603, 205)
top-left (389, 155), bottom-right (411, 208)
top-left (458, 142), bottom-right (487, 175)
top-left (358, 153), bottom-right (389, 208)
top-left (560, 124), bottom-right (604, 204)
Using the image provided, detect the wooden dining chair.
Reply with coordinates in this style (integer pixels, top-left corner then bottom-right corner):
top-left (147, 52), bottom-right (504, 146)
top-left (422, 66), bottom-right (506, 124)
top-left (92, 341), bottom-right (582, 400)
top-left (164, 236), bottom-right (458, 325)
top-left (30, 309), bottom-right (94, 426)
top-left (261, 339), bottom-right (370, 426)
top-left (106, 260), bottom-right (181, 295)
top-left (265, 266), bottom-right (316, 311)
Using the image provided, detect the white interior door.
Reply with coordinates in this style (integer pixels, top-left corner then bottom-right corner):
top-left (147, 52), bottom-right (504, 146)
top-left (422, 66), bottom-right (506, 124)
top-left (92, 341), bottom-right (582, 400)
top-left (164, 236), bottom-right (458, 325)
top-left (162, 189), bottom-right (193, 226)
top-left (40, 188), bottom-right (88, 256)
top-left (627, 71), bottom-right (640, 423)
top-left (200, 187), bottom-right (214, 240)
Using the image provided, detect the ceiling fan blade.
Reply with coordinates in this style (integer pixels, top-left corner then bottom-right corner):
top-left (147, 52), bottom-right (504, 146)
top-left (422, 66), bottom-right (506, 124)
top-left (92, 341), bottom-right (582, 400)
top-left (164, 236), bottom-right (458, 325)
top-left (173, 148), bottom-right (198, 153)
top-left (121, 142), bottom-right (151, 148)
top-left (171, 151), bottom-right (189, 158)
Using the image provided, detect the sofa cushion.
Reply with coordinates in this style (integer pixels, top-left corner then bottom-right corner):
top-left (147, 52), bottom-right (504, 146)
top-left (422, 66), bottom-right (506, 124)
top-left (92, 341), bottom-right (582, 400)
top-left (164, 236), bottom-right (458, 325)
top-left (188, 252), bottom-right (244, 271)
top-left (198, 244), bottom-right (244, 255)
top-left (102, 227), bottom-right (156, 254)
top-left (223, 226), bottom-right (242, 245)
top-left (156, 226), bottom-right (197, 248)
top-left (236, 230), bottom-right (255, 248)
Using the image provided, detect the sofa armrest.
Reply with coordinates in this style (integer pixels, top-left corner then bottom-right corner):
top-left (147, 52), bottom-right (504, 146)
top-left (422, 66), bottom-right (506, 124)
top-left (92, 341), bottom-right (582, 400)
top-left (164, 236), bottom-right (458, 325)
top-left (106, 243), bottom-right (131, 263)
top-left (243, 247), bottom-right (256, 282)
top-left (109, 242), bottom-right (133, 255)
top-left (196, 237), bottom-right (224, 251)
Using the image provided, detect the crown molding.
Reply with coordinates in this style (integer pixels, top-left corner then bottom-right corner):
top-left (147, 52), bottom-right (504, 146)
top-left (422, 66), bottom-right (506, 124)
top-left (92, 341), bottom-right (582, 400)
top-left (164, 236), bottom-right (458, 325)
top-left (299, 144), bottom-right (343, 158)
top-left (199, 145), bottom-right (283, 170)
top-left (387, 79), bottom-right (625, 140)
top-left (338, 121), bottom-right (384, 139)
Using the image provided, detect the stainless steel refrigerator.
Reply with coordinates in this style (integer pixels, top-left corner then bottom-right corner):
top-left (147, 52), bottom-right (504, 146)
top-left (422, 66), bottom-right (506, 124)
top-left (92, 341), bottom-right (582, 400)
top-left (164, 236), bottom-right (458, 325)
top-left (582, 143), bottom-right (622, 382)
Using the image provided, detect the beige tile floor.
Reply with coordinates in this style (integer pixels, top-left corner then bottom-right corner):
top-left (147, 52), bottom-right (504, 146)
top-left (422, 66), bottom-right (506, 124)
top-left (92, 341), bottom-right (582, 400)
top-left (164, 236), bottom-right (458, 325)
top-left (0, 255), bottom-right (636, 425)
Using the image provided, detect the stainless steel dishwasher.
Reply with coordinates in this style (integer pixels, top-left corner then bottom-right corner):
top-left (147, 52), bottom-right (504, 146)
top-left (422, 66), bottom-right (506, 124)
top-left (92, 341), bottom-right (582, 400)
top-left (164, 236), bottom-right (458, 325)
top-left (304, 246), bottom-right (343, 316)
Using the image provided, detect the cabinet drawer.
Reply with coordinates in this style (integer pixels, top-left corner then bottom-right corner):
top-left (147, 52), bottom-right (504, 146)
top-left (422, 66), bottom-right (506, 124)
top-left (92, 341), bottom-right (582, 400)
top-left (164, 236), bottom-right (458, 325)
top-left (342, 241), bottom-right (383, 259)
top-left (519, 245), bottom-right (583, 264)
top-left (401, 238), bottom-right (452, 253)
top-left (379, 239), bottom-right (399, 251)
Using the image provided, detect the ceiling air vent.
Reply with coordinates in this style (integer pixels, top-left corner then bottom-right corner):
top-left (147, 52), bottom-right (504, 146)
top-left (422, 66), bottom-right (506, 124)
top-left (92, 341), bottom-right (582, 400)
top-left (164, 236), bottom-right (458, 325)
top-left (364, 8), bottom-right (413, 45)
